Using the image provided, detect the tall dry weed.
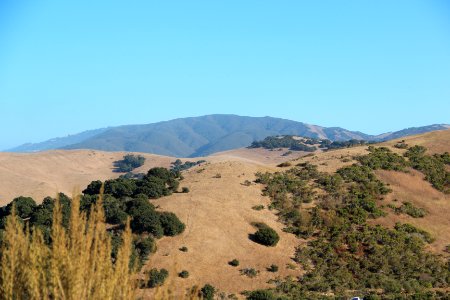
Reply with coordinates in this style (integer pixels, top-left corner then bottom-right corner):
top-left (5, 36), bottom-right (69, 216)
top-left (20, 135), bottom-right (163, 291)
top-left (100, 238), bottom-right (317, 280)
top-left (0, 194), bottom-right (135, 300)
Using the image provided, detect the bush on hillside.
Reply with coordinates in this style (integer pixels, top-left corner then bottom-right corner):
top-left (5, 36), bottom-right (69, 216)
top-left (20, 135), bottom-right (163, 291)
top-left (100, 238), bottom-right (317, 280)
top-left (253, 224), bottom-right (280, 247)
top-left (113, 154), bottom-right (145, 173)
top-left (357, 146), bottom-right (408, 171)
top-left (159, 212), bottom-right (185, 236)
top-left (405, 146), bottom-right (450, 193)
top-left (246, 290), bottom-right (276, 300)
top-left (171, 159), bottom-right (206, 172)
top-left (389, 201), bottom-right (427, 218)
top-left (179, 270), bottom-right (189, 278)
top-left (147, 268), bottom-right (169, 288)
top-left (229, 259), bottom-right (240, 267)
top-left (200, 284), bottom-right (216, 300)
top-left (3, 196), bottom-right (37, 219)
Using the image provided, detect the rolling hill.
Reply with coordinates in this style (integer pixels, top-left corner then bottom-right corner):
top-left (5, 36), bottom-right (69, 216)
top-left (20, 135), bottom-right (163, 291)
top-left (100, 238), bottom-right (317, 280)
top-left (0, 129), bottom-right (449, 298)
top-left (6, 115), bottom-right (449, 157)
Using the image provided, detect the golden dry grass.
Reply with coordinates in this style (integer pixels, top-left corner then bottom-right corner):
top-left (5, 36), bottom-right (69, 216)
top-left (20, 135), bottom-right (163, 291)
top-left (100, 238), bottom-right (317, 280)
top-left (211, 147), bottom-right (313, 167)
top-left (371, 169), bottom-right (450, 255)
top-left (0, 194), bottom-right (135, 300)
top-left (0, 150), bottom-right (174, 205)
top-left (141, 160), bottom-right (303, 299)
top-left (382, 129), bottom-right (450, 154)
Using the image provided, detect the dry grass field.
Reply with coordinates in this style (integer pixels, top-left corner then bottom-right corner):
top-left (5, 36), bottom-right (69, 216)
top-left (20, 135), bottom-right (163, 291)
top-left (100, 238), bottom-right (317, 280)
top-left (0, 150), bottom-right (174, 205)
top-left (140, 160), bottom-right (303, 298)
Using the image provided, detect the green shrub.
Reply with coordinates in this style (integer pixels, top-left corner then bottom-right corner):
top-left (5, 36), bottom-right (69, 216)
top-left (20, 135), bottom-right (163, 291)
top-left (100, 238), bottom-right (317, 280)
top-left (405, 146), bottom-right (450, 193)
top-left (200, 284), bottom-right (216, 300)
top-left (390, 201), bottom-right (427, 218)
top-left (246, 290), bottom-right (276, 300)
top-left (394, 141), bottom-right (408, 149)
top-left (252, 205), bottom-right (264, 211)
top-left (128, 199), bottom-right (163, 237)
top-left (102, 195), bottom-right (127, 224)
top-left (179, 246), bottom-right (188, 252)
top-left (179, 270), bottom-right (189, 278)
top-left (240, 268), bottom-right (259, 278)
top-left (113, 154), bottom-right (146, 173)
top-left (253, 225), bottom-right (280, 247)
top-left (181, 187), bottom-right (190, 193)
top-left (147, 268), bottom-right (169, 288)
top-left (267, 264), bottom-right (279, 272)
top-left (171, 159), bottom-right (205, 172)
top-left (249, 136), bottom-right (316, 152)
top-left (357, 146), bottom-right (408, 171)
top-left (5, 196), bottom-right (37, 219)
top-left (229, 259), bottom-right (240, 267)
top-left (159, 212), bottom-right (185, 236)
top-left (134, 235), bottom-right (156, 265)
top-left (394, 222), bottom-right (435, 243)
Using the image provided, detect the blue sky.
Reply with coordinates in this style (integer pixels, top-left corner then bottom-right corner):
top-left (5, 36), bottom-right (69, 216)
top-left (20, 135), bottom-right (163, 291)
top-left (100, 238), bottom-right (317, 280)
top-left (1, 0), bottom-right (449, 150)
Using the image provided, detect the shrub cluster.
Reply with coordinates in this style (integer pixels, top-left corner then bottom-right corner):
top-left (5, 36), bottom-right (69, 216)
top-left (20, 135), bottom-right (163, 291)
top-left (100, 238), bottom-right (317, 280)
top-left (171, 159), bottom-right (206, 172)
top-left (146, 268), bottom-right (169, 288)
top-left (252, 148), bottom-right (449, 298)
top-left (113, 154), bottom-right (145, 173)
top-left (249, 136), bottom-right (317, 152)
top-left (405, 146), bottom-right (450, 193)
top-left (389, 201), bottom-right (427, 218)
top-left (200, 284), bottom-right (216, 300)
top-left (320, 139), bottom-right (370, 150)
top-left (84, 167), bottom-right (181, 199)
top-left (253, 223), bottom-right (280, 247)
top-left (357, 146), bottom-right (409, 171)
top-left (250, 136), bottom-right (372, 152)
top-left (0, 167), bottom-right (185, 271)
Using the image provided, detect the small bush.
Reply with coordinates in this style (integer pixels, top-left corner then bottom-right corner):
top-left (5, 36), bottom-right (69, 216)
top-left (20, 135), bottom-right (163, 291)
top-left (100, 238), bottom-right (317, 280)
top-left (243, 180), bottom-right (252, 186)
top-left (252, 205), bottom-right (264, 211)
top-left (394, 141), bottom-right (408, 149)
top-left (5, 196), bottom-right (37, 219)
top-left (390, 201), bottom-right (426, 218)
top-left (229, 259), bottom-right (240, 267)
top-left (179, 246), bottom-right (188, 252)
top-left (147, 268), bottom-right (169, 288)
top-left (267, 264), bottom-right (279, 272)
top-left (200, 284), bottom-right (216, 300)
top-left (181, 187), bottom-right (190, 193)
top-left (113, 154), bottom-right (145, 173)
top-left (253, 225), bottom-right (280, 247)
top-left (240, 268), bottom-right (259, 278)
top-left (179, 270), bottom-right (189, 278)
top-left (246, 290), bottom-right (275, 300)
top-left (159, 212), bottom-right (185, 236)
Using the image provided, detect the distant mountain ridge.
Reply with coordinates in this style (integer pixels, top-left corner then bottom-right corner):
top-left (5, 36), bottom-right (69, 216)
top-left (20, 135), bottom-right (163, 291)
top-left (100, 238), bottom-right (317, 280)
top-left (5, 115), bottom-right (449, 157)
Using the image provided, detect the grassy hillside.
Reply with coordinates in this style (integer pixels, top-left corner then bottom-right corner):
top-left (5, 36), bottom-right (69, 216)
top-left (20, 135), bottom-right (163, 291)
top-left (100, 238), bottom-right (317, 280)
top-left (0, 129), bottom-right (448, 298)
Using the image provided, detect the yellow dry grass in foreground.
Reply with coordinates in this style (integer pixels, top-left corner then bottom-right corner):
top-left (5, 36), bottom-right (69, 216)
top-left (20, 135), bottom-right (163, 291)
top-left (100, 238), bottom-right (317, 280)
top-left (0, 195), bottom-right (134, 300)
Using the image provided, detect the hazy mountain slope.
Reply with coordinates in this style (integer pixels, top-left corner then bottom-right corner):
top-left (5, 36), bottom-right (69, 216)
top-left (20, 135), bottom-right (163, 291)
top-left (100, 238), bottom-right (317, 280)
top-left (5, 115), bottom-right (449, 157)
top-left (373, 124), bottom-right (450, 141)
top-left (7, 128), bottom-right (108, 152)
top-left (56, 115), bottom-right (370, 157)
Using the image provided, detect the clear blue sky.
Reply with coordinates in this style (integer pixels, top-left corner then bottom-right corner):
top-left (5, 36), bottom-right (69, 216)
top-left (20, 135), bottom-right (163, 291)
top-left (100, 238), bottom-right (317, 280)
top-left (1, 0), bottom-right (449, 150)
